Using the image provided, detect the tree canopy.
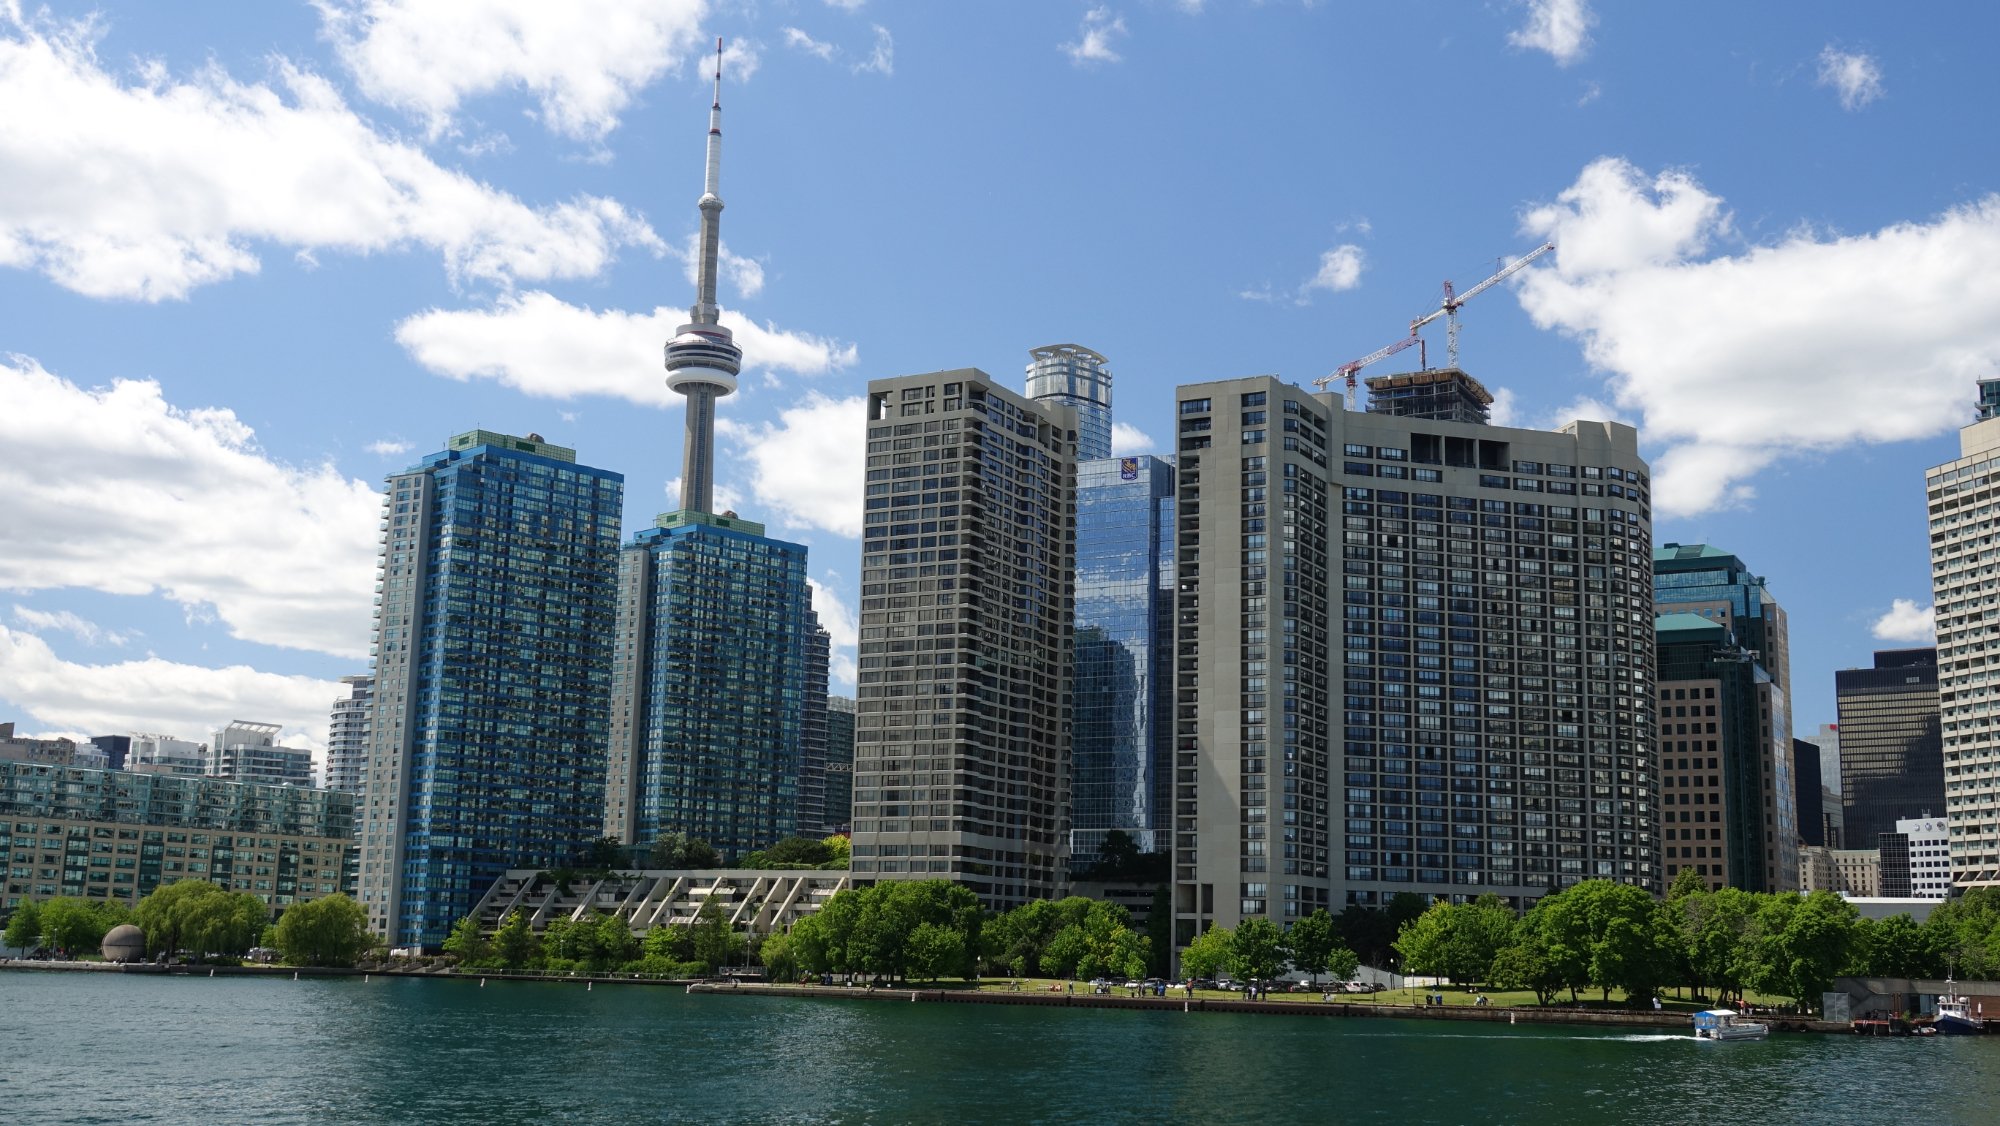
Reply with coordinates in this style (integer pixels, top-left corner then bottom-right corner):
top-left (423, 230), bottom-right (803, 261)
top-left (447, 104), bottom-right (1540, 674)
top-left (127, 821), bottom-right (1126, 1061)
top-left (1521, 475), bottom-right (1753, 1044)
top-left (272, 894), bottom-right (373, 967)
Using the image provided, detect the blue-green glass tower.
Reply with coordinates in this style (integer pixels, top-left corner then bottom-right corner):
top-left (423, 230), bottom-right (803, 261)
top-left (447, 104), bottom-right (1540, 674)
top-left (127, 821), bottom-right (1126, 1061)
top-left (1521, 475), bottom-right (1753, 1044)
top-left (360, 430), bottom-right (623, 949)
top-left (600, 45), bottom-right (821, 860)
top-left (1071, 454), bottom-right (1176, 863)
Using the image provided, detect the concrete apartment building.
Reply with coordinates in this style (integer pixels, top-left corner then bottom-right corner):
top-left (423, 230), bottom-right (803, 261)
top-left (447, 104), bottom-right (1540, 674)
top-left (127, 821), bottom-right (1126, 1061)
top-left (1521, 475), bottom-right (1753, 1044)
top-left (1926, 378), bottom-right (2000, 890)
top-left (325, 675), bottom-right (372, 794)
top-left (0, 760), bottom-right (353, 918)
top-left (851, 369), bottom-right (1078, 909)
top-left (1169, 370), bottom-right (1656, 940)
top-left (207, 721), bottom-right (314, 788)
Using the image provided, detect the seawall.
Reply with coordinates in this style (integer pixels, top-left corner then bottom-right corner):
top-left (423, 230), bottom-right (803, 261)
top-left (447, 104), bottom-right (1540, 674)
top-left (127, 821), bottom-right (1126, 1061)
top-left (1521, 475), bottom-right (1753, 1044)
top-left (687, 982), bottom-right (1846, 1034)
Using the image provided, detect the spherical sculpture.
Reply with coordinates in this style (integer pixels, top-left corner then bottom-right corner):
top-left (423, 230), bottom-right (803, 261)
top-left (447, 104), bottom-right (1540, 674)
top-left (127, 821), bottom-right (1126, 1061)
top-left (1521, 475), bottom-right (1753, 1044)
top-left (101, 923), bottom-right (145, 963)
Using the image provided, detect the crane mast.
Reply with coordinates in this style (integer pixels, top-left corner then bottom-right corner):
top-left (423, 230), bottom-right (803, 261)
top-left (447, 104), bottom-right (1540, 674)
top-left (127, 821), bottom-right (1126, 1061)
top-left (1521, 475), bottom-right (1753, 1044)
top-left (1410, 242), bottom-right (1554, 369)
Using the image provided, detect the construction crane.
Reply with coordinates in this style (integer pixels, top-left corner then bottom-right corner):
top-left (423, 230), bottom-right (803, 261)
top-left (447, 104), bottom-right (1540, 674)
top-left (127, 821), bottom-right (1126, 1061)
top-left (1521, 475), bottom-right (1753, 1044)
top-left (1411, 242), bottom-right (1555, 369)
top-left (1312, 331), bottom-right (1423, 409)
top-left (1312, 242), bottom-right (1554, 410)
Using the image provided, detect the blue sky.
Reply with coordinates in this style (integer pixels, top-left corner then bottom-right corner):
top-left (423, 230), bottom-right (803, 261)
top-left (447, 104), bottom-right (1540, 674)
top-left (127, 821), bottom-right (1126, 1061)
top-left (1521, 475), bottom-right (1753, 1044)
top-left (1, 0), bottom-right (1990, 768)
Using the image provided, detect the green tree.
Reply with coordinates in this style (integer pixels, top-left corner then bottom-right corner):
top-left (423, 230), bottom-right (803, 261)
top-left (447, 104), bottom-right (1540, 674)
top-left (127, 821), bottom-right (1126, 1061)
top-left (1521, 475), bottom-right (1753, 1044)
top-left (906, 922), bottom-right (967, 983)
top-left (1682, 886), bottom-right (1755, 1003)
top-left (1666, 867), bottom-right (1709, 903)
top-left (272, 894), bottom-right (373, 968)
top-left (820, 835), bottom-right (852, 869)
top-left (441, 915), bottom-right (491, 966)
top-left (578, 837), bottom-right (627, 872)
top-left (4, 900), bottom-right (42, 951)
top-left (589, 910), bottom-right (639, 971)
top-left (1490, 925), bottom-right (1565, 1006)
top-left (1924, 887), bottom-right (2000, 977)
top-left (1333, 904), bottom-right (1394, 970)
top-left (741, 836), bottom-right (834, 870)
top-left (36, 897), bottom-right (119, 956)
top-left (1395, 899), bottom-right (1506, 987)
top-left (759, 929), bottom-right (799, 981)
top-left (1180, 924), bottom-right (1234, 982)
top-left (492, 910), bottom-right (539, 969)
top-left (691, 896), bottom-right (746, 974)
top-left (1521, 888), bottom-right (1593, 1002)
top-left (1283, 908), bottom-right (1343, 987)
top-left (1857, 913), bottom-right (1944, 978)
top-left (132, 880), bottom-right (268, 961)
top-left (1231, 917), bottom-right (1286, 983)
top-left (647, 832), bottom-right (722, 870)
top-left (1743, 891), bottom-right (1859, 1010)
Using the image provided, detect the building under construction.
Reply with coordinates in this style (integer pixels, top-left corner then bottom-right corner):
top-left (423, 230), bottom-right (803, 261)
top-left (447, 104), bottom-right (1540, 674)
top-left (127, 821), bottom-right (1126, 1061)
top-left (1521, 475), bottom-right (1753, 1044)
top-left (1365, 367), bottom-right (1494, 425)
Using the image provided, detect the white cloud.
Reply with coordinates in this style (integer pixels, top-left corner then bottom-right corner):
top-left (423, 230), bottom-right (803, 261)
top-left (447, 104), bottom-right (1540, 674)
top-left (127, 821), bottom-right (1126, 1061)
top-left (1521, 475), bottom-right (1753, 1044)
top-left (1064, 7), bottom-right (1127, 65)
top-left (1508, 0), bottom-right (1594, 66)
top-left (824, 0), bottom-right (867, 10)
top-left (855, 25), bottom-right (894, 76)
top-left (0, 625), bottom-right (340, 752)
top-left (662, 475), bottom-right (744, 514)
top-left (367, 438), bottom-right (413, 456)
top-left (0, 357), bottom-right (379, 658)
top-left (316, 0), bottom-right (705, 141)
top-left (1518, 157), bottom-right (2000, 516)
top-left (0, 10), bottom-right (658, 301)
top-left (10, 606), bottom-right (129, 647)
top-left (696, 37), bottom-right (760, 84)
top-left (808, 576), bottom-right (858, 691)
top-left (716, 394), bottom-right (866, 537)
top-left (1817, 47), bottom-right (1884, 111)
top-left (1243, 242), bottom-right (1368, 306)
top-left (1110, 422), bottom-right (1156, 455)
top-left (396, 292), bottom-right (856, 407)
top-left (680, 234), bottom-right (765, 299)
top-left (1872, 599), bottom-right (1936, 644)
top-left (783, 27), bottom-right (837, 61)
top-left (1304, 244), bottom-right (1366, 294)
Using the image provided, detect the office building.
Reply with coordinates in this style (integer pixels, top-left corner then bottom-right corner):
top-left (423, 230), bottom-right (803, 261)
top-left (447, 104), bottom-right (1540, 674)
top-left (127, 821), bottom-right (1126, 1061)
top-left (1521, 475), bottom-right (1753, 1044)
top-left (1026, 344), bottom-right (1114, 461)
top-left (1795, 737), bottom-right (1825, 848)
top-left (825, 696), bottom-right (856, 836)
top-left (326, 675), bottom-right (372, 794)
top-left (1653, 544), bottom-right (1798, 894)
top-left (126, 734), bottom-right (207, 777)
top-left (1170, 373), bottom-right (1656, 940)
top-left (1816, 722), bottom-right (1842, 794)
top-left (1833, 648), bottom-right (1944, 854)
top-left (1879, 815), bottom-right (1951, 900)
top-left (0, 759), bottom-right (353, 917)
top-left (208, 721), bottom-right (313, 788)
top-left (0, 724), bottom-right (99, 769)
top-left (1800, 844), bottom-right (1880, 896)
top-left (87, 736), bottom-right (130, 771)
top-left (360, 429), bottom-right (623, 950)
top-left (601, 54), bottom-right (822, 860)
top-left (1071, 453), bottom-right (1175, 861)
top-left (1927, 379), bottom-right (2000, 889)
top-left (851, 369), bottom-right (1078, 909)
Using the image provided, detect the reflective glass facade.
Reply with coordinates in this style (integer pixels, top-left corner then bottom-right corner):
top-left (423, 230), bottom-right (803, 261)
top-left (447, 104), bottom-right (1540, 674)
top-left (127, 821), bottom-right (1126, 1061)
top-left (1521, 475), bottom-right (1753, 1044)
top-left (825, 697), bottom-right (855, 835)
top-left (361, 432), bottom-right (623, 949)
top-left (1072, 455), bottom-right (1175, 860)
top-left (1026, 344), bottom-right (1113, 461)
top-left (605, 512), bottom-right (815, 859)
top-left (1834, 648), bottom-right (1943, 849)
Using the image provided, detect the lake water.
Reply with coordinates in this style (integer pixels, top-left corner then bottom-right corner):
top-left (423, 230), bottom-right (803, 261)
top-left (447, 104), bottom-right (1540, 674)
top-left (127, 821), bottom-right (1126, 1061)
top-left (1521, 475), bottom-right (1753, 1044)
top-left (1, 972), bottom-right (1993, 1124)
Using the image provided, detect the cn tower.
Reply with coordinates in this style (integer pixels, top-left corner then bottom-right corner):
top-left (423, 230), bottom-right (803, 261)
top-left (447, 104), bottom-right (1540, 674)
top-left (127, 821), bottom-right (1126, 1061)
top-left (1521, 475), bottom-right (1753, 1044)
top-left (663, 37), bottom-right (742, 515)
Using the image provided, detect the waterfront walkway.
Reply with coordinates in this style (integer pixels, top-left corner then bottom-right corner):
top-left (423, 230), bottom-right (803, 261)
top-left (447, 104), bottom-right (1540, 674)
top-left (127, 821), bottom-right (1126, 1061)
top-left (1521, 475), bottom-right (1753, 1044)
top-left (688, 981), bottom-right (1849, 1033)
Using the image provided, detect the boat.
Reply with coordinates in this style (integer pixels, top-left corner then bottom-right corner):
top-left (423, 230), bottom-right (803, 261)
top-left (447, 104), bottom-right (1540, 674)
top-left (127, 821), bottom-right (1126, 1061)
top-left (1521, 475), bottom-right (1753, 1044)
top-left (1931, 981), bottom-right (1987, 1036)
top-left (1692, 1009), bottom-right (1769, 1041)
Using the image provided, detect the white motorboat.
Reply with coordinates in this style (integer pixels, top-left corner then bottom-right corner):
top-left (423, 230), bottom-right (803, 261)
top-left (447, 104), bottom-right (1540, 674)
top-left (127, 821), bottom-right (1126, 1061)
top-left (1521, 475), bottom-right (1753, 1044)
top-left (1692, 1008), bottom-right (1769, 1041)
top-left (1932, 981), bottom-right (1987, 1036)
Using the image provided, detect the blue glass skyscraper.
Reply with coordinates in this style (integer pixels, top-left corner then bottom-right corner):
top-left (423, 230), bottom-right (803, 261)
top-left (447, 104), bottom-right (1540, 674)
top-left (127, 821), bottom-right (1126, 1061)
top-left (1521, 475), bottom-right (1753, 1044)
top-left (360, 430), bottom-right (623, 949)
top-left (604, 511), bottom-right (815, 858)
top-left (1072, 454), bottom-right (1176, 861)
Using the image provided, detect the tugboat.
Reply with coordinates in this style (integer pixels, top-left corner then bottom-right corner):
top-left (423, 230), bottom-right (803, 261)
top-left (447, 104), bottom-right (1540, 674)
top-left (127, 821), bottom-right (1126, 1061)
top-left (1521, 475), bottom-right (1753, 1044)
top-left (1692, 1009), bottom-right (1770, 1041)
top-left (1932, 981), bottom-right (1987, 1036)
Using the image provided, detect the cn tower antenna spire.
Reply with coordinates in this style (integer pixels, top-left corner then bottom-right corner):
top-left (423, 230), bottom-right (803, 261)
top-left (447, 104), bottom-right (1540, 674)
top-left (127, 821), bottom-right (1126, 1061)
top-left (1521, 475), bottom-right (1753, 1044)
top-left (663, 35), bottom-right (742, 515)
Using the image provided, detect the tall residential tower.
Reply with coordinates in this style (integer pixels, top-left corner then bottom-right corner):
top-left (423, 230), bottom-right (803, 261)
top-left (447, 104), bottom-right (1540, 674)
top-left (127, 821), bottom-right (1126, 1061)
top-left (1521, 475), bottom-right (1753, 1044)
top-left (851, 370), bottom-right (1078, 908)
top-left (1926, 379), bottom-right (2000, 890)
top-left (1027, 344), bottom-right (1114, 461)
top-left (360, 430), bottom-right (623, 949)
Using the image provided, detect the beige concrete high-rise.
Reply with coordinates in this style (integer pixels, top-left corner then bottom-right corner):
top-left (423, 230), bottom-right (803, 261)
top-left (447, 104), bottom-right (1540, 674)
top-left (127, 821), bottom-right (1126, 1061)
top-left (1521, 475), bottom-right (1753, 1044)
top-left (850, 369), bottom-right (1077, 910)
top-left (1170, 372), bottom-right (1656, 942)
top-left (1925, 379), bottom-right (2000, 890)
